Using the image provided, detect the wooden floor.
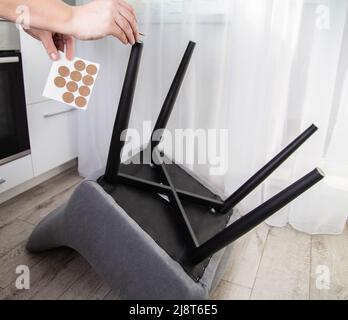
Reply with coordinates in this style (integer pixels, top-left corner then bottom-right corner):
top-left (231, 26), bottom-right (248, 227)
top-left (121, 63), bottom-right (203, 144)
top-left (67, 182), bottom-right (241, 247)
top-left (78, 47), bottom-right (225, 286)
top-left (0, 168), bottom-right (347, 300)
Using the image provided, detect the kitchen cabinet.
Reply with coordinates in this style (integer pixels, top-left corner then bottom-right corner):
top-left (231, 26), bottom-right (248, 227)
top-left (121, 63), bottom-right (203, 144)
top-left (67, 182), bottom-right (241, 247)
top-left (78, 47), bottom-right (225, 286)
top-left (27, 100), bottom-right (78, 176)
top-left (20, 30), bottom-right (51, 105)
top-left (0, 155), bottom-right (33, 193)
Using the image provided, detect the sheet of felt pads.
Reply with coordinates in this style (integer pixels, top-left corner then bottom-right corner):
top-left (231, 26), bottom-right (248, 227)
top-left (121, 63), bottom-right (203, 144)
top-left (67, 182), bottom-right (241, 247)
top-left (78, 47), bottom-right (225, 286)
top-left (43, 56), bottom-right (99, 110)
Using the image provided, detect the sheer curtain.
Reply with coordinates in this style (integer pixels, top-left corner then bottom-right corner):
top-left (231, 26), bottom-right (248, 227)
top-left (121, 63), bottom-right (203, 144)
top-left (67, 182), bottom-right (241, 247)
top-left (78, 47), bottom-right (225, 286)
top-left (76, 0), bottom-right (348, 235)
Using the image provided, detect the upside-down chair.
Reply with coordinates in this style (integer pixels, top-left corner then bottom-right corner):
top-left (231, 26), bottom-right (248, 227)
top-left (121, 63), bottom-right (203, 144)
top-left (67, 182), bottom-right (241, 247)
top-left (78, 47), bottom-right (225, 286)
top-left (27, 41), bottom-right (324, 300)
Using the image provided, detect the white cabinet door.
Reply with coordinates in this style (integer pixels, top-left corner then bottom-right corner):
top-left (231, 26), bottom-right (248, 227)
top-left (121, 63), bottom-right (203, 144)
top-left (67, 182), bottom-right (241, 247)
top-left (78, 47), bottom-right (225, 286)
top-left (27, 100), bottom-right (78, 176)
top-left (20, 30), bottom-right (51, 105)
top-left (0, 155), bottom-right (33, 193)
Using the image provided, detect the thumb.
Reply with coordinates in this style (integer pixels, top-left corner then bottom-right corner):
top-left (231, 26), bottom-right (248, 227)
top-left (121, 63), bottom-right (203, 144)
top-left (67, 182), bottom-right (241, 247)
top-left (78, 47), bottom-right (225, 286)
top-left (41, 33), bottom-right (60, 61)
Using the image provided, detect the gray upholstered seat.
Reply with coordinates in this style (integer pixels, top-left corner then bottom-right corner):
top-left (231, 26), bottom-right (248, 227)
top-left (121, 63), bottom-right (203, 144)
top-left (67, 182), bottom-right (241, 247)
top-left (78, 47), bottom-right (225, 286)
top-left (26, 170), bottom-right (236, 300)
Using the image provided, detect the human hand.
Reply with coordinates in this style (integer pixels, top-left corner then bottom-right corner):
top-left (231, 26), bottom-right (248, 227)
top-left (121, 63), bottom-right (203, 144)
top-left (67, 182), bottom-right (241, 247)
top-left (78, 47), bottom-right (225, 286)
top-left (25, 28), bottom-right (74, 61)
top-left (70, 0), bottom-right (139, 45)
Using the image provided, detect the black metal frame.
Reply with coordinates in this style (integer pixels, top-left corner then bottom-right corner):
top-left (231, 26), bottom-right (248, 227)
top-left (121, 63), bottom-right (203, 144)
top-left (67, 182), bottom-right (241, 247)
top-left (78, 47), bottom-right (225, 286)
top-left (101, 41), bottom-right (324, 266)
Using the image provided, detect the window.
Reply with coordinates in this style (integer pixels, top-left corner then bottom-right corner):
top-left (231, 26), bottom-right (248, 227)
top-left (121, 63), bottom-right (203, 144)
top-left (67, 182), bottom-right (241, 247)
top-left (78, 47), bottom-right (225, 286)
top-left (136, 0), bottom-right (231, 23)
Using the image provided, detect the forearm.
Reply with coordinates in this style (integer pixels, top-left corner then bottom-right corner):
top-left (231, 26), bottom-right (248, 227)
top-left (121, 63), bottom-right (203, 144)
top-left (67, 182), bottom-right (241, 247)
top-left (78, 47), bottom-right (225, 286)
top-left (0, 0), bottom-right (74, 34)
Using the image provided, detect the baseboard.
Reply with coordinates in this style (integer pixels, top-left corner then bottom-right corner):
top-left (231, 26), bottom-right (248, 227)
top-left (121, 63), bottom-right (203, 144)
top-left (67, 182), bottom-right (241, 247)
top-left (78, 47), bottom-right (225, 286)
top-left (0, 159), bottom-right (78, 205)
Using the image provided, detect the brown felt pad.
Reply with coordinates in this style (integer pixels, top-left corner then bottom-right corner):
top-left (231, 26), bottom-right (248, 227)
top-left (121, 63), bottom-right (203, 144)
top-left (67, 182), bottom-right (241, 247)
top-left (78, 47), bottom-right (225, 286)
top-left (74, 60), bottom-right (86, 71)
top-left (70, 71), bottom-right (82, 82)
top-left (58, 66), bottom-right (70, 77)
top-left (75, 96), bottom-right (87, 108)
top-left (66, 81), bottom-right (78, 92)
top-left (63, 92), bottom-right (74, 103)
top-left (54, 76), bottom-right (66, 88)
top-left (79, 86), bottom-right (90, 97)
top-left (86, 64), bottom-right (98, 75)
top-left (82, 75), bottom-right (94, 86)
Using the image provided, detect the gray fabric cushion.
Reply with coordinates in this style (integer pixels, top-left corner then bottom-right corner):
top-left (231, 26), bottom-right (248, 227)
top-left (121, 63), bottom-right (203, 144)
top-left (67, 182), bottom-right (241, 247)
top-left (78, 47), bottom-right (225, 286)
top-left (27, 177), bottom-right (235, 300)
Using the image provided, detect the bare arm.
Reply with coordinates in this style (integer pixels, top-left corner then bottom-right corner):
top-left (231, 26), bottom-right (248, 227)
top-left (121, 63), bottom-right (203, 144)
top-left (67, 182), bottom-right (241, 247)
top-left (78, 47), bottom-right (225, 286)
top-left (0, 0), bottom-right (139, 60)
top-left (0, 0), bottom-right (73, 34)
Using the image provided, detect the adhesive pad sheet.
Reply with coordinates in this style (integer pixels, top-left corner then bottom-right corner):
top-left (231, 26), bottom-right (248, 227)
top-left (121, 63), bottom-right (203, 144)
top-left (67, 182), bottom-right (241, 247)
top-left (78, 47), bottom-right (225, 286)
top-left (43, 56), bottom-right (99, 110)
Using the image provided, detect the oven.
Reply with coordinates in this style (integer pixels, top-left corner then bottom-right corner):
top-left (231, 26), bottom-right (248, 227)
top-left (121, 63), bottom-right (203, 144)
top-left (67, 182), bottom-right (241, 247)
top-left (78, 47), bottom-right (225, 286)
top-left (0, 20), bottom-right (30, 166)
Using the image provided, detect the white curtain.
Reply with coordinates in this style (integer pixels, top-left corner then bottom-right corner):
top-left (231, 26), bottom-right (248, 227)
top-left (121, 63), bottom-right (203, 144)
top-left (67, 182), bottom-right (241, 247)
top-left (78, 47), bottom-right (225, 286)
top-left (76, 0), bottom-right (348, 235)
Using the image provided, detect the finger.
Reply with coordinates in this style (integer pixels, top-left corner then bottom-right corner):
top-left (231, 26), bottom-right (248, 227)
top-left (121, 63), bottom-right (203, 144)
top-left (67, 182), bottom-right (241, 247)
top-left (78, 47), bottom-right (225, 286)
top-left (115, 12), bottom-right (135, 45)
top-left (119, 0), bottom-right (137, 19)
top-left (64, 36), bottom-right (75, 60)
top-left (41, 33), bottom-right (60, 61)
top-left (119, 6), bottom-right (139, 42)
top-left (110, 23), bottom-right (128, 45)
